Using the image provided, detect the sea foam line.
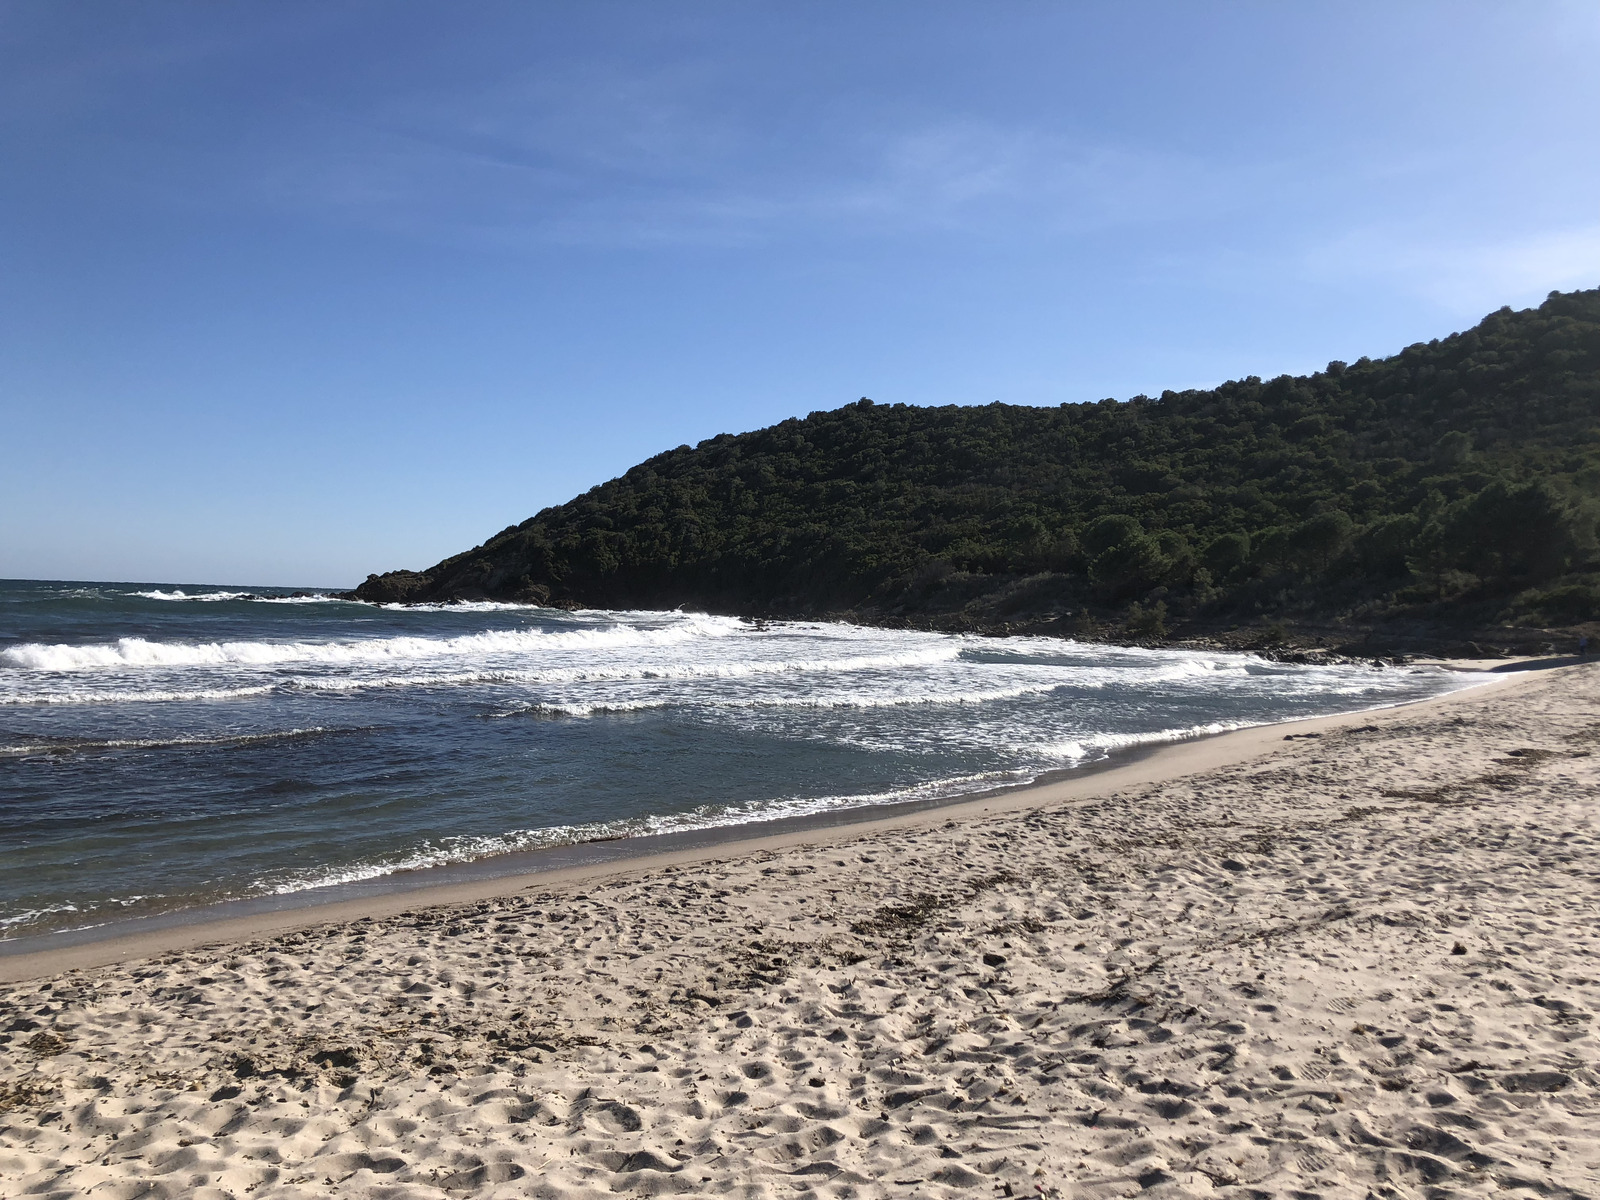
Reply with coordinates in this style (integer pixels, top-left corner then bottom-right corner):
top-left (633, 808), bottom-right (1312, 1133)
top-left (0, 727), bottom-right (353, 757)
top-left (0, 646), bottom-right (967, 705)
top-left (1043, 719), bottom-right (1256, 761)
top-left (0, 614), bottom-right (745, 671)
top-left (0, 894), bottom-right (167, 934)
top-left (249, 769), bottom-right (1032, 899)
top-left (0, 683), bottom-right (281, 706)
top-left (250, 703), bottom-right (1360, 902)
top-left (502, 680), bottom-right (1065, 718)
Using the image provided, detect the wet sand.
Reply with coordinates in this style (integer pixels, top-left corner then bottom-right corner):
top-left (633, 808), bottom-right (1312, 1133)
top-left (2, 661), bottom-right (1596, 1199)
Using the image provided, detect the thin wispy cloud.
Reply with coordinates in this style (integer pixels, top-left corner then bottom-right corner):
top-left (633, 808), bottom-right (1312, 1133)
top-left (244, 98), bottom-right (1255, 252)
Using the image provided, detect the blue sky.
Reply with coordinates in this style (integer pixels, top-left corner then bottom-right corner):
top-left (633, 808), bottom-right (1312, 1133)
top-left (3, 1), bottom-right (1598, 587)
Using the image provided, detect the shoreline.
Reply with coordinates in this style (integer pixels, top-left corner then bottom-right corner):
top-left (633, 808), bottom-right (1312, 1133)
top-left (0, 662), bottom-right (1515, 984)
top-left (3, 659), bottom-right (1594, 1199)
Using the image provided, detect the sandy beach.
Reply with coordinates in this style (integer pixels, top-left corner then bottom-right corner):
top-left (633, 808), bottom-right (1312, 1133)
top-left (2, 661), bottom-right (1597, 1199)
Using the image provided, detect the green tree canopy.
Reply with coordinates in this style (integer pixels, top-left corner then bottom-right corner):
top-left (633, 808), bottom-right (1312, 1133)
top-left (356, 288), bottom-right (1600, 631)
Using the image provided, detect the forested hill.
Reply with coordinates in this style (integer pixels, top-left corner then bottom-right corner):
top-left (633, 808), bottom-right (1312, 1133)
top-left (355, 288), bottom-right (1600, 642)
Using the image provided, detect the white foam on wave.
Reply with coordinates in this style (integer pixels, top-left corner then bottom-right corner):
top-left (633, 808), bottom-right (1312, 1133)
top-left (277, 645), bottom-right (964, 694)
top-left (0, 683), bottom-right (281, 706)
top-left (0, 613), bottom-right (745, 672)
top-left (0, 643), bottom-right (964, 706)
top-left (948, 632), bottom-right (1275, 685)
top-left (0, 901), bottom-right (81, 931)
top-left (133, 589), bottom-right (355, 605)
top-left (516, 645), bottom-right (963, 686)
top-left (976, 633), bottom-right (1239, 663)
top-left (505, 679), bottom-right (1064, 718)
top-left (251, 768), bottom-right (1031, 898)
top-left (1028, 658), bottom-right (1254, 690)
top-left (135, 589), bottom-right (250, 602)
top-left (1043, 719), bottom-right (1256, 762)
top-left (0, 894), bottom-right (166, 935)
top-left (0, 727), bottom-right (344, 757)
top-left (378, 599), bottom-right (553, 613)
top-left (130, 592), bottom-right (676, 613)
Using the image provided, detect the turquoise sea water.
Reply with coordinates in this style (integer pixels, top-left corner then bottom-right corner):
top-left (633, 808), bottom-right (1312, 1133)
top-left (0, 579), bottom-right (1475, 940)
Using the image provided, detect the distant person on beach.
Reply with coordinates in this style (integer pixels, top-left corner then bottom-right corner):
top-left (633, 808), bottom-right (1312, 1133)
top-left (1580, 635), bottom-right (1590, 657)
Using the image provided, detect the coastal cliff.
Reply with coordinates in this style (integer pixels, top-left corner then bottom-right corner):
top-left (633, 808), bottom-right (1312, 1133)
top-left (355, 289), bottom-right (1600, 649)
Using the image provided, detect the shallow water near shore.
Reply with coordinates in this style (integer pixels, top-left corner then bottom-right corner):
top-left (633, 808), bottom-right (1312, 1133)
top-left (0, 578), bottom-right (1474, 939)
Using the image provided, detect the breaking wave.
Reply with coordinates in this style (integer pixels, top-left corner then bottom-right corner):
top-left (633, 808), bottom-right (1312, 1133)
top-left (1043, 720), bottom-right (1255, 761)
top-left (504, 680), bottom-right (1065, 718)
top-left (133, 589), bottom-right (361, 605)
top-left (0, 614), bottom-right (745, 671)
top-left (0, 643), bottom-right (971, 705)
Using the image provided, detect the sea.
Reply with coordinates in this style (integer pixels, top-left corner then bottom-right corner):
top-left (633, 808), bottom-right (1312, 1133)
top-left (0, 578), bottom-right (1478, 944)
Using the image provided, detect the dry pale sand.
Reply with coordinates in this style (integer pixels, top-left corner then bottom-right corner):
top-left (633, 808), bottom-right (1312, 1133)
top-left (2, 663), bottom-right (1598, 1200)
